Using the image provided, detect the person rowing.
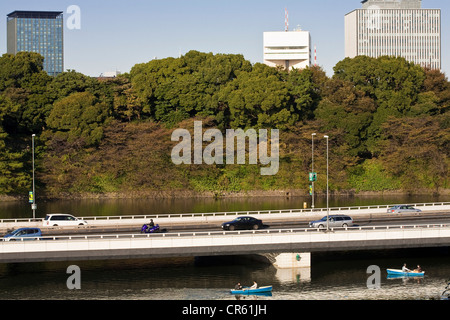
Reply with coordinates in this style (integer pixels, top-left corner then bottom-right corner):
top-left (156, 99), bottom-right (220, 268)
top-left (402, 263), bottom-right (411, 273)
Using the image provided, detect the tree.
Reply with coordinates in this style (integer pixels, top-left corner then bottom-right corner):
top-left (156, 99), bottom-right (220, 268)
top-left (314, 78), bottom-right (376, 157)
top-left (220, 63), bottom-right (293, 129)
top-left (0, 129), bottom-right (29, 194)
top-left (0, 52), bottom-right (47, 91)
top-left (333, 55), bottom-right (380, 98)
top-left (47, 70), bottom-right (104, 102)
top-left (334, 55), bottom-right (425, 111)
top-left (334, 55), bottom-right (429, 154)
top-left (106, 75), bottom-right (144, 122)
top-left (0, 52), bottom-right (52, 134)
top-left (377, 115), bottom-right (449, 191)
top-left (45, 92), bottom-right (112, 146)
top-left (286, 66), bottom-right (322, 120)
top-left (422, 68), bottom-right (450, 114)
top-left (130, 50), bottom-right (252, 127)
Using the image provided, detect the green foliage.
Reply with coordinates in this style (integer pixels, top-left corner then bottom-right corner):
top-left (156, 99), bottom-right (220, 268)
top-left (0, 128), bottom-right (30, 194)
top-left (314, 78), bottom-right (376, 157)
top-left (108, 75), bottom-right (144, 122)
top-left (47, 70), bottom-right (104, 101)
top-left (130, 50), bottom-right (252, 126)
top-left (349, 159), bottom-right (401, 192)
top-left (221, 63), bottom-right (293, 129)
top-left (0, 52), bottom-right (46, 91)
top-left (0, 52), bottom-right (52, 134)
top-left (0, 51), bottom-right (449, 196)
top-left (376, 115), bottom-right (449, 191)
top-left (44, 92), bottom-right (112, 146)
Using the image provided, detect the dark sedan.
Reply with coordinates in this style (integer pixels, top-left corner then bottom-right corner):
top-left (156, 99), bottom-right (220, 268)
top-left (221, 216), bottom-right (264, 231)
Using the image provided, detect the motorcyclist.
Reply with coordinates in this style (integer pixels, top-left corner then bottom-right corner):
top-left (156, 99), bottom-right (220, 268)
top-left (141, 219), bottom-right (156, 233)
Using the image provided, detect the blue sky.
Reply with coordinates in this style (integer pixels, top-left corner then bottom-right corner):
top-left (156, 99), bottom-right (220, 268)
top-left (0, 0), bottom-right (448, 77)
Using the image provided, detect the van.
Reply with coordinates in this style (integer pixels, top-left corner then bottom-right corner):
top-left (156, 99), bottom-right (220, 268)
top-left (43, 213), bottom-right (88, 227)
top-left (3, 228), bottom-right (42, 241)
top-left (309, 215), bottom-right (354, 229)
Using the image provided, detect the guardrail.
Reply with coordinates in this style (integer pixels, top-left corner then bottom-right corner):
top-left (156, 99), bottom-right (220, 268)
top-left (82, 202), bottom-right (450, 222)
top-left (2, 222), bottom-right (449, 242)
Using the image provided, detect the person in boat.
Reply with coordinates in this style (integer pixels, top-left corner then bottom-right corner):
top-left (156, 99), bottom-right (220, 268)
top-left (413, 265), bottom-right (422, 273)
top-left (249, 281), bottom-right (258, 290)
top-left (402, 263), bottom-right (411, 273)
top-left (235, 283), bottom-right (242, 290)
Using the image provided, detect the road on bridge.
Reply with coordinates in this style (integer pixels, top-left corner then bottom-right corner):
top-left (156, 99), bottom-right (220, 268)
top-left (36, 211), bottom-right (450, 238)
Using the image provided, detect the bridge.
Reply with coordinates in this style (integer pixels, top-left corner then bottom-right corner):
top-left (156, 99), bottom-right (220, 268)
top-left (1, 202), bottom-right (449, 268)
top-left (1, 223), bottom-right (449, 265)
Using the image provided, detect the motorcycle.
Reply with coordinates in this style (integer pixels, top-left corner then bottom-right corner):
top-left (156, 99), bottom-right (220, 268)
top-left (141, 224), bottom-right (160, 234)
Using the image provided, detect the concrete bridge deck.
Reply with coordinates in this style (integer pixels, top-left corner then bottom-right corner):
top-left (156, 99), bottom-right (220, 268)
top-left (1, 222), bottom-right (449, 264)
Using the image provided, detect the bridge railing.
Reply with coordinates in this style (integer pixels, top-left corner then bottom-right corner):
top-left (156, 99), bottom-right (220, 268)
top-left (83, 201), bottom-right (450, 221)
top-left (2, 222), bottom-right (449, 242)
top-left (1, 202), bottom-right (449, 226)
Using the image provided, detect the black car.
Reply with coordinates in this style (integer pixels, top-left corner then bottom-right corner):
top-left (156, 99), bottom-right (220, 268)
top-left (221, 216), bottom-right (263, 231)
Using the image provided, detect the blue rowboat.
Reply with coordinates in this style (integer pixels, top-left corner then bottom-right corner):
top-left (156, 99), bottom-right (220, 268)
top-left (387, 269), bottom-right (425, 277)
top-left (230, 286), bottom-right (273, 295)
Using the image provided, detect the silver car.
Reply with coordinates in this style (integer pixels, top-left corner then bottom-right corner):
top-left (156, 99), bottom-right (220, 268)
top-left (309, 215), bottom-right (354, 229)
top-left (387, 205), bottom-right (422, 214)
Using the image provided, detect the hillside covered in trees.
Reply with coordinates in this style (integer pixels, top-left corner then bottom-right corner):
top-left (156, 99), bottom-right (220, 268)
top-left (0, 50), bottom-right (448, 199)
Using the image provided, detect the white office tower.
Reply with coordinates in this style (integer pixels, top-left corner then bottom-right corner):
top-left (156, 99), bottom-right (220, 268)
top-left (345, 0), bottom-right (441, 70)
top-left (263, 29), bottom-right (312, 70)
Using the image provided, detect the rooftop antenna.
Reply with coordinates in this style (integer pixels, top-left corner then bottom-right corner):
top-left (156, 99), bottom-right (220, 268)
top-left (314, 46), bottom-right (317, 66)
top-left (285, 8), bottom-right (289, 31)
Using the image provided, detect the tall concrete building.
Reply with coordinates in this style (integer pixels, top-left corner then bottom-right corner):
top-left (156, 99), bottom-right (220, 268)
top-left (7, 11), bottom-right (64, 76)
top-left (345, 0), bottom-right (441, 70)
top-left (263, 29), bottom-right (311, 70)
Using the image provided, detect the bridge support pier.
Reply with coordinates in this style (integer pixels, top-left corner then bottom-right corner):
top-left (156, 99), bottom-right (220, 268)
top-left (272, 252), bottom-right (311, 269)
top-left (260, 252), bottom-right (311, 282)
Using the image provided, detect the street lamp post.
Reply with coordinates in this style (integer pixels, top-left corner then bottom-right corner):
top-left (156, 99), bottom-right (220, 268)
top-left (31, 134), bottom-right (36, 219)
top-left (324, 135), bottom-right (329, 231)
top-left (311, 133), bottom-right (316, 209)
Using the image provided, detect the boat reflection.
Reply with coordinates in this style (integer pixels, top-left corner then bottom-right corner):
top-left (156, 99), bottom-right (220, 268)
top-left (232, 292), bottom-right (273, 300)
top-left (387, 274), bottom-right (425, 280)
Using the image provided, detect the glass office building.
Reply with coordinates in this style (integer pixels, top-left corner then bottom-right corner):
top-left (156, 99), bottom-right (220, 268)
top-left (7, 11), bottom-right (64, 76)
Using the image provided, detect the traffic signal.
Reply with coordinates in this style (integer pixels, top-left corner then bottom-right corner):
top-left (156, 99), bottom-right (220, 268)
top-left (309, 172), bottom-right (317, 182)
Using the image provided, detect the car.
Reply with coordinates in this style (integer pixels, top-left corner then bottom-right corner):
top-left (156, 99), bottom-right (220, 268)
top-left (43, 213), bottom-right (88, 227)
top-left (387, 205), bottom-right (422, 214)
top-left (221, 216), bottom-right (263, 231)
top-left (309, 215), bottom-right (354, 229)
top-left (2, 228), bottom-right (42, 241)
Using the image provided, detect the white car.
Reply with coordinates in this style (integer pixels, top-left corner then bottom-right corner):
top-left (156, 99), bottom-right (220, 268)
top-left (387, 205), bottom-right (422, 214)
top-left (43, 213), bottom-right (88, 227)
